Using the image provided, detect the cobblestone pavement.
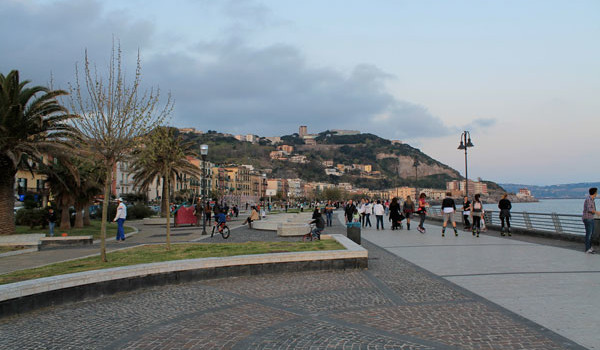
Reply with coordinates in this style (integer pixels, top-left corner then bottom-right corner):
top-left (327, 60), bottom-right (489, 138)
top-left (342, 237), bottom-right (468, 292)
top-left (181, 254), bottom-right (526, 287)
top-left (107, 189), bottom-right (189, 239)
top-left (0, 218), bottom-right (583, 349)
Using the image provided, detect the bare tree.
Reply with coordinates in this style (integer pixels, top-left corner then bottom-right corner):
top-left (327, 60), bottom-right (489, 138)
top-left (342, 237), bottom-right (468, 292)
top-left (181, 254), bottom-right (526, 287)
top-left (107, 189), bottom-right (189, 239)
top-left (68, 41), bottom-right (171, 261)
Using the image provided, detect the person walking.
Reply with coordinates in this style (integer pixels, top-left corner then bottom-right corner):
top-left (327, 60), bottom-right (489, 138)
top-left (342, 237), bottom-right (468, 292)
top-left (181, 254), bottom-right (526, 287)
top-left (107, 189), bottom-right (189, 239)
top-left (470, 194), bottom-right (483, 237)
top-left (325, 200), bottom-right (335, 227)
top-left (498, 193), bottom-right (512, 236)
top-left (363, 200), bottom-right (373, 228)
top-left (344, 200), bottom-right (356, 223)
top-left (582, 187), bottom-right (598, 254)
top-left (389, 197), bottom-right (402, 230)
top-left (47, 208), bottom-right (57, 237)
top-left (416, 193), bottom-right (428, 233)
top-left (203, 201), bottom-right (212, 226)
top-left (373, 199), bottom-right (385, 230)
top-left (403, 196), bottom-right (415, 230)
top-left (113, 198), bottom-right (127, 241)
top-left (461, 196), bottom-right (471, 230)
top-left (441, 192), bottom-right (458, 237)
top-left (194, 197), bottom-right (203, 227)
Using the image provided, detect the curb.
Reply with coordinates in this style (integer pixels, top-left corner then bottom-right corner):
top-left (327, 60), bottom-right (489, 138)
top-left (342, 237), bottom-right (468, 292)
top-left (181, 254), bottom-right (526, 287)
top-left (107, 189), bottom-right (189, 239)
top-left (0, 234), bottom-right (367, 317)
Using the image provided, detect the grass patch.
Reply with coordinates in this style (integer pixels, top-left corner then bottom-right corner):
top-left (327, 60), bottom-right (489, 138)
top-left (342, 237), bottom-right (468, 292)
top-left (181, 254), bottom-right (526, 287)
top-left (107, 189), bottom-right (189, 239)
top-left (14, 220), bottom-right (134, 240)
top-left (0, 240), bottom-right (344, 285)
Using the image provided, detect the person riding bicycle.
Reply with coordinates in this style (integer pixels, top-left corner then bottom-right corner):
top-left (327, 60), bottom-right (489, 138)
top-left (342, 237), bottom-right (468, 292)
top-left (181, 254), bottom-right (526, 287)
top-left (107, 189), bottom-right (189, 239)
top-left (309, 210), bottom-right (325, 240)
top-left (216, 212), bottom-right (227, 232)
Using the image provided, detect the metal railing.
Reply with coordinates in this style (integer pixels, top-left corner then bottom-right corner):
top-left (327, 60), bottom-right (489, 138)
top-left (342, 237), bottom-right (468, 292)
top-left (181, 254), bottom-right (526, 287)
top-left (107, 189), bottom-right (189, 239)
top-left (428, 208), bottom-right (586, 236)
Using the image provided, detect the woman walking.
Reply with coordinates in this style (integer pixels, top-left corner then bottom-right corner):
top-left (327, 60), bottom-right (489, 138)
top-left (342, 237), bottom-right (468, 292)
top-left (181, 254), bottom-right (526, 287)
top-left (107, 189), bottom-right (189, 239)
top-left (416, 193), bottom-right (428, 233)
top-left (403, 196), bottom-right (415, 230)
top-left (470, 194), bottom-right (484, 237)
top-left (389, 197), bottom-right (402, 230)
top-left (498, 193), bottom-right (512, 236)
top-left (462, 196), bottom-right (471, 230)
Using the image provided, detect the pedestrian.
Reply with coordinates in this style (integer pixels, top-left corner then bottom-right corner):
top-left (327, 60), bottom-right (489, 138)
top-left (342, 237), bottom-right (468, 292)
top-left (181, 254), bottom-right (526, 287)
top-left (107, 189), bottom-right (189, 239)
top-left (462, 196), bottom-right (471, 230)
top-left (344, 200), bottom-right (356, 223)
top-left (363, 200), bottom-right (372, 228)
top-left (113, 198), bottom-right (127, 241)
top-left (416, 193), bottom-right (428, 233)
top-left (204, 201), bottom-right (212, 226)
top-left (373, 199), bottom-right (385, 230)
top-left (470, 194), bottom-right (483, 237)
top-left (47, 208), bottom-right (57, 237)
top-left (498, 193), bottom-right (512, 236)
top-left (403, 196), bottom-right (415, 230)
top-left (194, 197), bottom-right (203, 227)
top-left (389, 197), bottom-right (402, 230)
top-left (441, 192), bottom-right (458, 237)
top-left (325, 200), bottom-right (335, 227)
top-left (582, 187), bottom-right (598, 254)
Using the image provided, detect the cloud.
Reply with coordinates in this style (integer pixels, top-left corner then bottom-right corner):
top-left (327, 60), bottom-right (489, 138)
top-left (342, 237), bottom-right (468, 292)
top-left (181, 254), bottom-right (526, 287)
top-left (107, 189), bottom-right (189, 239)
top-left (0, 0), bottom-right (452, 140)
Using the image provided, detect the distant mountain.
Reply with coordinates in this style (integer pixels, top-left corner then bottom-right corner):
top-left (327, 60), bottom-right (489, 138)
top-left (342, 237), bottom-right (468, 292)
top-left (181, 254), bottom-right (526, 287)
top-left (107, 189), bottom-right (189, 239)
top-left (179, 129), bottom-right (497, 191)
top-left (499, 182), bottom-right (600, 199)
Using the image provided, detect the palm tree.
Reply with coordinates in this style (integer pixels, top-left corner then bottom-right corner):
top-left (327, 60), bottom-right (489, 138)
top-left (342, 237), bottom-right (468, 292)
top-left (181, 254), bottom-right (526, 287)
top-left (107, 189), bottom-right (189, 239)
top-left (130, 126), bottom-right (199, 249)
top-left (0, 70), bottom-right (76, 235)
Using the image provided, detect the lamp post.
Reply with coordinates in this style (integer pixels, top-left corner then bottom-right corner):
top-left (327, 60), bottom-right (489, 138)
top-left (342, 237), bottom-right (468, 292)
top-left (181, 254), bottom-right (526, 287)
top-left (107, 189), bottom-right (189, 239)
top-left (200, 144), bottom-right (209, 235)
top-left (457, 131), bottom-right (474, 198)
top-left (413, 159), bottom-right (420, 198)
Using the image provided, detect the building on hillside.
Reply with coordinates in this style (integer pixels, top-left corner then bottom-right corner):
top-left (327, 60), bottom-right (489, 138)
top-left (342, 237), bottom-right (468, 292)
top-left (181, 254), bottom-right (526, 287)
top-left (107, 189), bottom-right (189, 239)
top-left (446, 180), bottom-right (488, 196)
top-left (388, 187), bottom-right (416, 200)
top-left (421, 188), bottom-right (447, 200)
top-left (286, 178), bottom-right (304, 198)
top-left (299, 126), bottom-right (307, 138)
top-left (325, 168), bottom-right (342, 176)
top-left (391, 140), bottom-right (403, 145)
top-left (353, 164), bottom-right (372, 173)
top-left (267, 178), bottom-right (289, 199)
top-left (179, 128), bottom-right (203, 134)
top-left (289, 155), bottom-right (308, 164)
top-left (304, 139), bottom-right (317, 145)
top-left (269, 151), bottom-right (287, 160)
top-left (278, 145), bottom-right (294, 154)
top-left (516, 188), bottom-right (533, 199)
top-left (264, 136), bottom-right (282, 144)
top-left (322, 160), bottom-right (334, 167)
top-left (337, 183), bottom-right (353, 191)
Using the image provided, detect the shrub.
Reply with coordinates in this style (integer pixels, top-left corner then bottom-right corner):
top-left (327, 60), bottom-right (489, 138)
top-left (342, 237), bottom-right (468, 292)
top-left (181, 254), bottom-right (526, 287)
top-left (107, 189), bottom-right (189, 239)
top-left (127, 203), bottom-right (155, 220)
top-left (15, 208), bottom-right (49, 228)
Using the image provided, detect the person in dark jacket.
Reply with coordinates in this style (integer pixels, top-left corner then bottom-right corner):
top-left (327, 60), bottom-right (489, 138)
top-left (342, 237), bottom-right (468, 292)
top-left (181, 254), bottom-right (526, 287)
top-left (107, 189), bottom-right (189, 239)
top-left (309, 210), bottom-right (325, 240)
top-left (47, 208), bottom-right (57, 237)
top-left (403, 196), bottom-right (415, 230)
top-left (498, 193), bottom-right (512, 236)
top-left (344, 200), bottom-right (356, 223)
top-left (441, 192), bottom-right (458, 237)
top-left (389, 197), bottom-right (403, 230)
top-left (462, 196), bottom-right (471, 230)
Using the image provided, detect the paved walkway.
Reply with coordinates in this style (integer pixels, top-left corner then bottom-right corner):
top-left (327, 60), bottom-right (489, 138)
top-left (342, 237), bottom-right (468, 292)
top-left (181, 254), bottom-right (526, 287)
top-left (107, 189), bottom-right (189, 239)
top-left (359, 215), bottom-right (600, 350)
top-left (0, 212), bottom-right (592, 349)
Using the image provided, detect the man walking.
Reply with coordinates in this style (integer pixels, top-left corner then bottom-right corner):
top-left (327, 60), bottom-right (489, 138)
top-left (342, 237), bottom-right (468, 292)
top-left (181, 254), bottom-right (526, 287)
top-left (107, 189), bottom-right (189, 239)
top-left (113, 198), bottom-right (127, 241)
top-left (344, 200), bottom-right (356, 223)
top-left (582, 187), bottom-right (598, 254)
top-left (373, 200), bottom-right (385, 230)
top-left (441, 192), bottom-right (458, 237)
top-left (47, 208), bottom-right (57, 237)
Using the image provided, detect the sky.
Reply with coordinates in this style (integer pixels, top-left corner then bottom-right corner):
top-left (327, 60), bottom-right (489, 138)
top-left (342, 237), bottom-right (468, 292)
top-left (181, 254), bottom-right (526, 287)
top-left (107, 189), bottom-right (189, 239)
top-left (1, 0), bottom-right (598, 186)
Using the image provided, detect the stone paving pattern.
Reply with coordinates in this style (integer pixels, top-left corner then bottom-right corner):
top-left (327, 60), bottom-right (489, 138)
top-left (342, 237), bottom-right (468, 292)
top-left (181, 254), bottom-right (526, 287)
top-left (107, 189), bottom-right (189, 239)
top-left (0, 213), bottom-right (584, 349)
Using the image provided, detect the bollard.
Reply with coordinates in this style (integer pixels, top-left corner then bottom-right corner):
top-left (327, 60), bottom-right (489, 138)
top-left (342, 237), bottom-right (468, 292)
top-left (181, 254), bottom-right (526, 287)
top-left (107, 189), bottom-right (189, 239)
top-left (346, 222), bottom-right (361, 245)
top-left (593, 218), bottom-right (600, 246)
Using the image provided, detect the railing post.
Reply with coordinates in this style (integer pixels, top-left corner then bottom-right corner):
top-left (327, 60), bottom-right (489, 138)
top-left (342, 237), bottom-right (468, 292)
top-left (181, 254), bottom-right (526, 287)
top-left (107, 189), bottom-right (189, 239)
top-left (523, 212), bottom-right (533, 230)
top-left (551, 213), bottom-right (563, 233)
top-left (484, 211), bottom-right (492, 226)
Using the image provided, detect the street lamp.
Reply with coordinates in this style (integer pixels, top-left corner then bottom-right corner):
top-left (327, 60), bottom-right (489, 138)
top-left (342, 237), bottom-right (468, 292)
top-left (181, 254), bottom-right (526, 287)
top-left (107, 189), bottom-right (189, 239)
top-left (200, 144), bottom-right (209, 235)
top-left (457, 131), bottom-right (474, 198)
top-left (413, 159), bottom-right (420, 198)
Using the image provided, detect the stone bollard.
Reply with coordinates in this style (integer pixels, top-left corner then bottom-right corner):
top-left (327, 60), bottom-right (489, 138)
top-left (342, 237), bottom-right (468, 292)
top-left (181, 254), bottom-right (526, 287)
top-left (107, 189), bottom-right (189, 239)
top-left (346, 222), bottom-right (361, 245)
top-left (593, 218), bottom-right (600, 246)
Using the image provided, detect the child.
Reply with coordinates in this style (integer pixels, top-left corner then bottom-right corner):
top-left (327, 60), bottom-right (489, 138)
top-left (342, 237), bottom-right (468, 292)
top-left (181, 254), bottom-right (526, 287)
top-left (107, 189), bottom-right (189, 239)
top-left (216, 212), bottom-right (227, 232)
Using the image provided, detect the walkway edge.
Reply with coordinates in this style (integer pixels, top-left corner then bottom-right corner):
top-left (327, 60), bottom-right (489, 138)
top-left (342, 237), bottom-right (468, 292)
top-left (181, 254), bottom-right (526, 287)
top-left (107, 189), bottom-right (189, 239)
top-left (0, 234), bottom-right (367, 317)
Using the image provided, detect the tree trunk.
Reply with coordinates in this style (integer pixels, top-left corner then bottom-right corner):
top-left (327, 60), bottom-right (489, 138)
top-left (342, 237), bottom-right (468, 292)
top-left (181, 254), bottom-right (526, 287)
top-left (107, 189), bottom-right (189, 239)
top-left (161, 176), bottom-right (168, 218)
top-left (59, 202), bottom-right (71, 230)
top-left (165, 174), bottom-right (171, 250)
top-left (0, 164), bottom-right (17, 235)
top-left (83, 204), bottom-right (91, 226)
top-left (74, 202), bottom-right (85, 228)
top-left (99, 160), bottom-right (114, 262)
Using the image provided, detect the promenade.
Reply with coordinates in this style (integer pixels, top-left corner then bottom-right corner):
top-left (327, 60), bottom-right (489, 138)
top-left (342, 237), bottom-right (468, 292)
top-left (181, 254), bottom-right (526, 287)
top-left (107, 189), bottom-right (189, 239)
top-left (0, 212), bottom-right (596, 349)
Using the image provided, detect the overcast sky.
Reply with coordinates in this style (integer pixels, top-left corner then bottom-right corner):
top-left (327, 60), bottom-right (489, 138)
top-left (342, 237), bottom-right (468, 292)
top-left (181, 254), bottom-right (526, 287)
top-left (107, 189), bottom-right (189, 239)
top-left (1, 0), bottom-right (598, 186)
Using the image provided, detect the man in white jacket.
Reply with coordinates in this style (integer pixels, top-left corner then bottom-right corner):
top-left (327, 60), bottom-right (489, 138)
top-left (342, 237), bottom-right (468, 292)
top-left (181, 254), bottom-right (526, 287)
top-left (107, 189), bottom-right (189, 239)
top-left (373, 200), bottom-right (385, 230)
top-left (113, 198), bottom-right (127, 241)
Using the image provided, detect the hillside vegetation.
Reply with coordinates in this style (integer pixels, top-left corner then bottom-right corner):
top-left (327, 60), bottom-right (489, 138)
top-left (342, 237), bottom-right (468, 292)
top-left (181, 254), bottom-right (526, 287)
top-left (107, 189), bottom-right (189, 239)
top-left (181, 130), bottom-right (465, 190)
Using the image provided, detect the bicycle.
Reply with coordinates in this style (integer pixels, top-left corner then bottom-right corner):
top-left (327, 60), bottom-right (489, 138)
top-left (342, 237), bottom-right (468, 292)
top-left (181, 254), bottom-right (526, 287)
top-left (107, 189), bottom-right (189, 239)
top-left (211, 221), bottom-right (230, 239)
top-left (302, 223), bottom-right (321, 242)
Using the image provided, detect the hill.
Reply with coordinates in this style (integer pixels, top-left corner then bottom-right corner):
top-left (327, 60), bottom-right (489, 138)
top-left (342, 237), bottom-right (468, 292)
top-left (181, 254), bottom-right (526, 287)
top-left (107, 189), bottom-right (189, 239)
top-left (180, 130), bottom-right (474, 190)
top-left (500, 182), bottom-right (600, 199)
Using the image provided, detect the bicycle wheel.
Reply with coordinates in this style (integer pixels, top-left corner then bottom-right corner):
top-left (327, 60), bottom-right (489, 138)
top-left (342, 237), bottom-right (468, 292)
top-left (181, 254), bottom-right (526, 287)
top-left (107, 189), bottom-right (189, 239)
top-left (221, 226), bottom-right (230, 239)
top-left (302, 232), bottom-right (313, 242)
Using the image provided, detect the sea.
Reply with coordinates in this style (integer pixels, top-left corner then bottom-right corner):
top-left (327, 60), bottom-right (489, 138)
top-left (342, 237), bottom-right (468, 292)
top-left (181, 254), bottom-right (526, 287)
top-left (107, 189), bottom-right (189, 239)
top-left (482, 198), bottom-right (594, 216)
